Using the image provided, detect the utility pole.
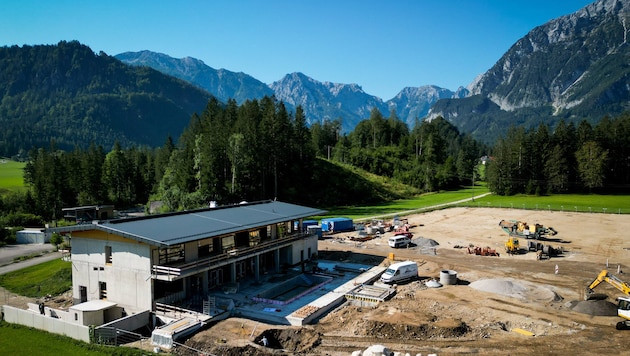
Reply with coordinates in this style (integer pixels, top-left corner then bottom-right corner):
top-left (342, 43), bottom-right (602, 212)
top-left (471, 166), bottom-right (475, 202)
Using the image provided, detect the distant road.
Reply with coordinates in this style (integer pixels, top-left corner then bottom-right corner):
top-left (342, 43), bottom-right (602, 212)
top-left (358, 192), bottom-right (493, 222)
top-left (0, 244), bottom-right (62, 275)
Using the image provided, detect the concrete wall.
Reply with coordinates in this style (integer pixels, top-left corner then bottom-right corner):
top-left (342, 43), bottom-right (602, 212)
top-left (99, 310), bottom-right (151, 331)
top-left (184, 241), bottom-right (198, 262)
top-left (289, 234), bottom-right (318, 265)
top-left (27, 302), bottom-right (76, 324)
top-left (2, 305), bottom-right (90, 343)
top-left (71, 233), bottom-right (152, 313)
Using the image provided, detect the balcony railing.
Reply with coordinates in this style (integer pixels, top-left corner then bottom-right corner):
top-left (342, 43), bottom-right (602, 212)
top-left (151, 232), bottom-right (313, 281)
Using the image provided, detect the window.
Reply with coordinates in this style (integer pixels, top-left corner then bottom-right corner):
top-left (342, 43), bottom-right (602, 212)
top-left (158, 244), bottom-right (185, 265)
top-left (248, 230), bottom-right (260, 247)
top-left (99, 282), bottom-right (107, 300)
top-left (105, 246), bottom-right (112, 264)
top-left (222, 235), bottom-right (235, 253)
top-left (79, 286), bottom-right (87, 303)
top-left (198, 238), bottom-right (214, 258)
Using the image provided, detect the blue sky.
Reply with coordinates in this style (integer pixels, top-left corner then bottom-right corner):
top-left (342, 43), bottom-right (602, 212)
top-left (2, 0), bottom-right (594, 100)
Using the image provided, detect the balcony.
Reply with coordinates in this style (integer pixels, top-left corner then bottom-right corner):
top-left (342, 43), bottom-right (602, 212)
top-left (151, 232), bottom-right (313, 281)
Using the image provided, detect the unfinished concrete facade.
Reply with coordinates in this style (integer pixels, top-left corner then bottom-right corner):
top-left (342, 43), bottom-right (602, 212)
top-left (50, 200), bottom-right (325, 316)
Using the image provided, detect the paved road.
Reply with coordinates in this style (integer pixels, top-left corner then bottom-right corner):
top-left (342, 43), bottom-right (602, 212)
top-left (0, 245), bottom-right (63, 275)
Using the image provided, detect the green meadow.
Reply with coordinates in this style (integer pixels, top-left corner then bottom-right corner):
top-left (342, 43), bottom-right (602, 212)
top-left (323, 184), bottom-right (630, 220)
top-left (0, 159), bottom-right (26, 194)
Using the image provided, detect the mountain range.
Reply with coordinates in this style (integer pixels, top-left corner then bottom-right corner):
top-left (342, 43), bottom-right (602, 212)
top-left (1, 0), bottom-right (629, 156)
top-left (116, 0), bottom-right (630, 143)
top-left (430, 0), bottom-right (630, 142)
top-left (115, 51), bottom-right (466, 133)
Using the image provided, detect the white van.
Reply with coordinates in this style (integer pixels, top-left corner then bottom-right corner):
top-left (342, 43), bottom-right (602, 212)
top-left (380, 261), bottom-right (418, 284)
top-left (388, 234), bottom-right (411, 248)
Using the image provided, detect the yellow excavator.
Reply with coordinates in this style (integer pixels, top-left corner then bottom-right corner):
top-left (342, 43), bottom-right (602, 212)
top-left (585, 269), bottom-right (630, 330)
top-left (505, 237), bottom-right (519, 254)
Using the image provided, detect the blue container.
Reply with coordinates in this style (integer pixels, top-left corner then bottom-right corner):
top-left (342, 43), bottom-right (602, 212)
top-left (295, 219), bottom-right (318, 232)
top-left (320, 217), bottom-right (354, 232)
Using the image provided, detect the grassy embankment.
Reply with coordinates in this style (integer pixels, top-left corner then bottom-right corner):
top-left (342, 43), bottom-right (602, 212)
top-left (0, 321), bottom-right (149, 356)
top-left (0, 260), bottom-right (148, 355)
top-left (0, 258), bottom-right (71, 297)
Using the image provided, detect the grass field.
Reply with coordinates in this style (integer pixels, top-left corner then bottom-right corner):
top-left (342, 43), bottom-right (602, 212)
top-left (0, 158), bottom-right (26, 194)
top-left (0, 258), bottom-right (71, 297)
top-left (322, 184), bottom-right (630, 220)
top-left (462, 192), bottom-right (630, 214)
top-left (322, 184), bottom-right (490, 220)
top-left (0, 321), bottom-right (147, 356)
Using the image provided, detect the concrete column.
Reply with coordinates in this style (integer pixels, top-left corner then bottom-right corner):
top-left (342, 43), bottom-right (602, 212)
top-left (274, 249), bottom-right (280, 273)
top-left (202, 271), bottom-right (208, 295)
top-left (254, 254), bottom-right (260, 281)
top-left (230, 263), bottom-right (237, 283)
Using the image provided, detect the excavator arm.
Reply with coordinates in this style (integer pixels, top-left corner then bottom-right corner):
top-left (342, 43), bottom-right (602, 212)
top-left (586, 269), bottom-right (630, 300)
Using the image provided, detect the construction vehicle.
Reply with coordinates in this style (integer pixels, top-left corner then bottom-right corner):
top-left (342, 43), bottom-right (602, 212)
top-left (585, 269), bottom-right (630, 330)
top-left (505, 237), bottom-right (520, 254)
top-left (499, 220), bottom-right (557, 239)
top-left (467, 245), bottom-right (500, 257)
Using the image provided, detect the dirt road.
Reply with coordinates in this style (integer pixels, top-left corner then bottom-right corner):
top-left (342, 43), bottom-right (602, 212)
top-left (187, 207), bottom-right (630, 355)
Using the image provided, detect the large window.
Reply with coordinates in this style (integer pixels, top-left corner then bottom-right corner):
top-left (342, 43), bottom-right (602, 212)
top-left (158, 244), bottom-right (184, 265)
top-left (198, 238), bottom-right (214, 258)
top-left (222, 235), bottom-right (235, 253)
top-left (105, 246), bottom-right (112, 264)
top-left (248, 230), bottom-right (260, 247)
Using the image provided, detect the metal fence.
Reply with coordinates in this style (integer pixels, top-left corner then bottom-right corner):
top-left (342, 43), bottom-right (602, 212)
top-left (454, 201), bottom-right (627, 214)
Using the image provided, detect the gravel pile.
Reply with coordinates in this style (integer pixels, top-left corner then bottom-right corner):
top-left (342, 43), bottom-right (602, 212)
top-left (570, 300), bottom-right (618, 316)
top-left (470, 278), bottom-right (526, 298)
top-left (469, 278), bottom-right (558, 302)
top-left (411, 237), bottom-right (439, 255)
top-left (413, 237), bottom-right (439, 248)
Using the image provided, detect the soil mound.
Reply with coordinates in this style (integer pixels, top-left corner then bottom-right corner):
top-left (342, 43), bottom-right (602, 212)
top-left (570, 300), bottom-right (618, 316)
top-left (360, 319), bottom-right (469, 340)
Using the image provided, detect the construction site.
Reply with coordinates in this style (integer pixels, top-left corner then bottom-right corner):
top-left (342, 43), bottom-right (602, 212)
top-left (2, 207), bottom-right (630, 355)
top-left (181, 207), bottom-right (630, 355)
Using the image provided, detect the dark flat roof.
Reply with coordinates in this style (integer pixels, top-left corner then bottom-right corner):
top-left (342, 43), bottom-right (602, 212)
top-left (50, 200), bottom-right (326, 247)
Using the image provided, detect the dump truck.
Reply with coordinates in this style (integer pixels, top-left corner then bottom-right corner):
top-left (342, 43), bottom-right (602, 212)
top-left (585, 269), bottom-right (630, 330)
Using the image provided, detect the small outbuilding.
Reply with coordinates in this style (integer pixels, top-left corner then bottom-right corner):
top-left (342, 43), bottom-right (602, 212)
top-left (16, 228), bottom-right (49, 244)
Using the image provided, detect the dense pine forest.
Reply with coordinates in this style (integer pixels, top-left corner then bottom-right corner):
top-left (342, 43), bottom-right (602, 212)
top-left (2, 93), bottom-right (629, 233)
top-left (1, 95), bottom-right (483, 222)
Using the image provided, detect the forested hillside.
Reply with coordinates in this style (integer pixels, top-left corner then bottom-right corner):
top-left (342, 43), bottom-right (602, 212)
top-left (487, 113), bottom-right (630, 195)
top-left (0, 41), bottom-right (212, 157)
top-left (3, 95), bottom-right (485, 221)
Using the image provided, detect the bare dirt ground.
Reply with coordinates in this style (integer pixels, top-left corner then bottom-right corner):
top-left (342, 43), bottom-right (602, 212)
top-left (186, 207), bottom-right (630, 355)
